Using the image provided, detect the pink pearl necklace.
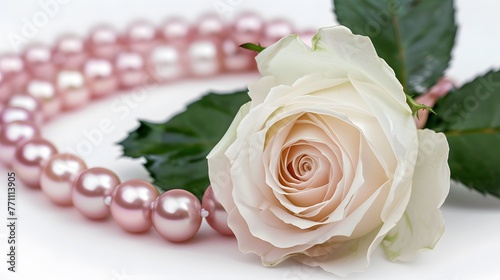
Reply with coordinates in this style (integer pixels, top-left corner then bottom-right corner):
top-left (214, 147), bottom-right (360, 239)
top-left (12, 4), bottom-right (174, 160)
top-left (0, 13), bottom-right (310, 243)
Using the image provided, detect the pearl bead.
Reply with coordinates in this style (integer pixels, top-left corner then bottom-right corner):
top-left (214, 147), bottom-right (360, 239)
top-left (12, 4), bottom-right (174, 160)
top-left (188, 38), bottom-right (221, 76)
top-left (0, 121), bottom-right (40, 166)
top-left (262, 19), bottom-right (295, 46)
top-left (23, 44), bottom-right (56, 80)
top-left (202, 185), bottom-right (233, 236)
top-left (73, 167), bottom-right (120, 219)
top-left (231, 12), bottom-right (264, 44)
top-left (148, 45), bottom-right (185, 82)
top-left (0, 106), bottom-right (35, 126)
top-left (115, 52), bottom-right (146, 89)
top-left (0, 71), bottom-right (12, 102)
top-left (0, 54), bottom-right (29, 92)
top-left (125, 21), bottom-right (158, 56)
top-left (152, 189), bottom-right (202, 242)
top-left (222, 38), bottom-right (254, 72)
top-left (110, 179), bottom-right (159, 233)
top-left (83, 59), bottom-right (118, 97)
top-left (87, 25), bottom-right (122, 60)
top-left (196, 14), bottom-right (226, 38)
top-left (158, 17), bottom-right (191, 44)
top-left (26, 79), bottom-right (61, 119)
top-left (12, 138), bottom-right (57, 188)
top-left (6, 94), bottom-right (43, 124)
top-left (40, 153), bottom-right (87, 206)
top-left (53, 34), bottom-right (87, 69)
top-left (56, 71), bottom-right (90, 109)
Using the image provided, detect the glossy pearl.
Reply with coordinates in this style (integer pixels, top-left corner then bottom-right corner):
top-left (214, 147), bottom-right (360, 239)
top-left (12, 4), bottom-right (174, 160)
top-left (202, 185), bottom-right (233, 236)
top-left (222, 38), bottom-right (253, 72)
top-left (0, 71), bottom-right (12, 102)
top-left (12, 138), bottom-right (57, 188)
top-left (87, 25), bottom-right (122, 60)
top-left (40, 153), bottom-right (87, 206)
top-left (188, 38), bottom-right (221, 76)
top-left (231, 12), bottom-right (264, 44)
top-left (0, 106), bottom-right (35, 126)
top-left (53, 34), bottom-right (87, 69)
top-left (110, 179), bottom-right (159, 233)
top-left (158, 17), bottom-right (191, 44)
top-left (125, 21), bottom-right (157, 56)
top-left (23, 44), bottom-right (56, 80)
top-left (115, 52), bottom-right (146, 89)
top-left (262, 19), bottom-right (295, 46)
top-left (196, 14), bottom-right (226, 38)
top-left (83, 59), bottom-right (118, 97)
top-left (0, 121), bottom-right (40, 166)
top-left (26, 79), bottom-right (61, 119)
top-left (73, 167), bottom-right (120, 219)
top-left (0, 54), bottom-right (29, 91)
top-left (56, 71), bottom-right (90, 109)
top-left (148, 45), bottom-right (184, 82)
top-left (6, 94), bottom-right (43, 124)
top-left (152, 189), bottom-right (202, 242)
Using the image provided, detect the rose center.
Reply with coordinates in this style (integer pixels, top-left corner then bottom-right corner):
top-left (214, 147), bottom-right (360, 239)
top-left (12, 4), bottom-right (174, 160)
top-left (287, 154), bottom-right (317, 181)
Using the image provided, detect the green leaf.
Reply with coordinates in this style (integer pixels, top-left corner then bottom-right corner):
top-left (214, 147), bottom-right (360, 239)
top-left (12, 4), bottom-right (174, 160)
top-left (119, 90), bottom-right (250, 200)
top-left (426, 70), bottom-right (500, 198)
top-left (333, 0), bottom-right (456, 95)
top-left (239, 43), bottom-right (266, 53)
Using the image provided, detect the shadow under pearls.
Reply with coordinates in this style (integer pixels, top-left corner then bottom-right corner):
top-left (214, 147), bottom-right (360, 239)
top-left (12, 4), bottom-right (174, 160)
top-left (443, 180), bottom-right (500, 210)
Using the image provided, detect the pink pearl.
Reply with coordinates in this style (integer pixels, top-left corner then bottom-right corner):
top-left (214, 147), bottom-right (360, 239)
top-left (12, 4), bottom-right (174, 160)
top-left (0, 54), bottom-right (29, 91)
top-left (12, 138), bottom-right (57, 188)
top-left (115, 52), bottom-right (146, 89)
top-left (262, 19), bottom-right (295, 46)
top-left (222, 38), bottom-right (254, 72)
top-left (0, 106), bottom-right (35, 126)
top-left (188, 38), bottom-right (222, 76)
top-left (231, 12), bottom-right (264, 45)
top-left (0, 71), bottom-right (13, 102)
top-left (202, 185), bottom-right (233, 236)
top-left (0, 121), bottom-right (40, 166)
top-left (196, 14), bottom-right (226, 38)
top-left (26, 79), bottom-right (61, 119)
top-left (110, 179), bottom-right (159, 233)
top-left (158, 17), bottom-right (191, 45)
top-left (83, 59), bottom-right (118, 97)
top-left (147, 45), bottom-right (185, 82)
top-left (73, 167), bottom-right (120, 219)
top-left (6, 94), bottom-right (43, 124)
top-left (87, 25), bottom-right (123, 60)
top-left (56, 71), bottom-right (90, 109)
top-left (23, 44), bottom-right (56, 80)
top-left (40, 153), bottom-right (87, 206)
top-left (125, 21), bottom-right (158, 56)
top-left (53, 34), bottom-right (87, 69)
top-left (152, 189), bottom-right (202, 242)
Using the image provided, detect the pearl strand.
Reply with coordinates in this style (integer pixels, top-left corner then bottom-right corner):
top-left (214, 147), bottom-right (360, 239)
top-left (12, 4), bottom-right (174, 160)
top-left (0, 12), bottom-right (307, 242)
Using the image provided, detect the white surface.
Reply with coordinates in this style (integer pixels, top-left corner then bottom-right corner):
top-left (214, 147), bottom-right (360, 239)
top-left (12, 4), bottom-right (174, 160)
top-left (0, 1), bottom-right (500, 279)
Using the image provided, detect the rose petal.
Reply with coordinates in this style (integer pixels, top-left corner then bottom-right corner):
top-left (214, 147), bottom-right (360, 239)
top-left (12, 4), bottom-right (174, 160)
top-left (382, 129), bottom-right (450, 261)
top-left (256, 26), bottom-right (407, 109)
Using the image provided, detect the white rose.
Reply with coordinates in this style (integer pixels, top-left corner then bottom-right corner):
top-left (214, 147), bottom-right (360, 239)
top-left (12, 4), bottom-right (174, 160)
top-left (207, 26), bottom-right (450, 276)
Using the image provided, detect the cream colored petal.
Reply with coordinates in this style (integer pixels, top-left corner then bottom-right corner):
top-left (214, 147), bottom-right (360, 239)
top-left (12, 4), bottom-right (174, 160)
top-left (207, 101), bottom-right (252, 207)
top-left (382, 129), bottom-right (450, 261)
top-left (294, 226), bottom-right (382, 277)
top-left (255, 26), bottom-right (407, 108)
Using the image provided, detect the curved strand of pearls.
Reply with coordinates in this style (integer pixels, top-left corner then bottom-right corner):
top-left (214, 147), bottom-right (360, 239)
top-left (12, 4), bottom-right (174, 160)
top-left (0, 12), bottom-right (313, 243)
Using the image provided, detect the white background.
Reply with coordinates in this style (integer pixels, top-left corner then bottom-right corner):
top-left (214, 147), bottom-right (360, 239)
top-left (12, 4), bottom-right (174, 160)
top-left (0, 0), bottom-right (500, 279)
